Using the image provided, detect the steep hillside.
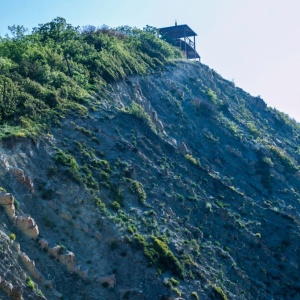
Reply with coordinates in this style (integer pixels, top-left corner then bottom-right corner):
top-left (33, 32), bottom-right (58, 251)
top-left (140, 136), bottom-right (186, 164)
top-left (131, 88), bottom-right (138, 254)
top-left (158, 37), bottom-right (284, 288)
top-left (1, 19), bottom-right (300, 300)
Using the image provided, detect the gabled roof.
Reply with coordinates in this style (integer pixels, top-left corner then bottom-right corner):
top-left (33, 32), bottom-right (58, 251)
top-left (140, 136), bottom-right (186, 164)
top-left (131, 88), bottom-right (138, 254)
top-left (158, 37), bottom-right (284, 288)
top-left (159, 24), bottom-right (197, 39)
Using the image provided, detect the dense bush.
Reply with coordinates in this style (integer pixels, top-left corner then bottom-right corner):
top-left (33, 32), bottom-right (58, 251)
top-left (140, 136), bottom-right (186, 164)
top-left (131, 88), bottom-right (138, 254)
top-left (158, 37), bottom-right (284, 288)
top-left (54, 148), bottom-right (81, 182)
top-left (0, 18), bottom-right (182, 134)
top-left (144, 236), bottom-right (184, 278)
top-left (267, 145), bottom-right (299, 173)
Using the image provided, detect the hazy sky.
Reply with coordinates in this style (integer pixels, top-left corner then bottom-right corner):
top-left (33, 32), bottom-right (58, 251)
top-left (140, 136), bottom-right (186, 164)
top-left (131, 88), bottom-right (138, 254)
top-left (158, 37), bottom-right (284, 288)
top-left (1, 0), bottom-right (299, 121)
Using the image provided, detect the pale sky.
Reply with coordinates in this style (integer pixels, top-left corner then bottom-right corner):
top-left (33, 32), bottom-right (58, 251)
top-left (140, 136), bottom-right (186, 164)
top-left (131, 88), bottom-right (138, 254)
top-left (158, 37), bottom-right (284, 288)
top-left (0, 0), bottom-right (299, 121)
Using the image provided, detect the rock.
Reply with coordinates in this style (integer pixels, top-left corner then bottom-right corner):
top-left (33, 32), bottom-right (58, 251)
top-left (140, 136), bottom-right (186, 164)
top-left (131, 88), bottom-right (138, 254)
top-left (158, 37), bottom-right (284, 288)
top-left (0, 192), bottom-right (16, 219)
top-left (0, 192), bottom-right (14, 205)
top-left (48, 245), bottom-right (61, 259)
top-left (0, 278), bottom-right (13, 296)
top-left (60, 209), bottom-right (72, 221)
top-left (0, 155), bottom-right (11, 170)
top-left (120, 289), bottom-right (145, 300)
top-left (190, 98), bottom-right (201, 108)
top-left (53, 289), bottom-right (63, 299)
top-left (14, 216), bottom-right (39, 239)
top-left (10, 285), bottom-right (23, 300)
top-left (151, 110), bottom-right (158, 123)
top-left (156, 120), bottom-right (165, 132)
top-left (167, 137), bottom-right (177, 148)
top-left (19, 252), bottom-right (44, 282)
top-left (74, 265), bottom-right (88, 278)
top-left (5, 203), bottom-right (16, 219)
top-left (137, 152), bottom-right (149, 163)
top-left (13, 242), bottom-right (21, 254)
top-left (39, 238), bottom-right (49, 250)
top-left (24, 175), bottom-right (34, 192)
top-left (12, 168), bottom-right (25, 182)
top-left (98, 275), bottom-right (116, 288)
top-left (12, 168), bottom-right (34, 192)
top-left (179, 142), bottom-right (189, 154)
top-left (58, 251), bottom-right (76, 271)
top-left (250, 96), bottom-right (267, 110)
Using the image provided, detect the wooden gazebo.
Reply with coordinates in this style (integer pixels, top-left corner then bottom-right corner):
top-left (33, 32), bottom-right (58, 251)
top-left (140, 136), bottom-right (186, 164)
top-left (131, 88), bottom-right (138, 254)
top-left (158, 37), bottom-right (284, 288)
top-left (159, 23), bottom-right (200, 60)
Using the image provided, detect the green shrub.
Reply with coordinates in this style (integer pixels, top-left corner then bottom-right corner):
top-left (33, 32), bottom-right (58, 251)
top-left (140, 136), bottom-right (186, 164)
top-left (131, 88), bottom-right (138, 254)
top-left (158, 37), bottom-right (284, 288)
top-left (129, 179), bottom-right (147, 203)
top-left (54, 149), bottom-right (81, 182)
top-left (94, 197), bottom-right (107, 213)
top-left (267, 145), bottom-right (298, 173)
top-left (133, 233), bottom-right (148, 250)
top-left (110, 201), bottom-right (120, 211)
top-left (255, 233), bottom-right (261, 239)
top-left (126, 102), bottom-right (156, 132)
top-left (169, 277), bottom-right (179, 286)
top-left (206, 88), bottom-right (218, 104)
top-left (246, 121), bottom-right (260, 137)
top-left (110, 186), bottom-right (124, 206)
top-left (149, 236), bottom-right (184, 278)
top-left (9, 233), bottom-right (16, 241)
top-left (212, 285), bottom-right (228, 300)
top-left (185, 154), bottom-right (200, 166)
top-left (25, 277), bottom-right (35, 290)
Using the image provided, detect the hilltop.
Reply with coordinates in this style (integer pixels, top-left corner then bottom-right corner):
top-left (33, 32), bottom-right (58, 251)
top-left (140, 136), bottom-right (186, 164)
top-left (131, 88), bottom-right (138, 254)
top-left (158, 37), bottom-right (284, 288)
top-left (0, 18), bottom-right (300, 300)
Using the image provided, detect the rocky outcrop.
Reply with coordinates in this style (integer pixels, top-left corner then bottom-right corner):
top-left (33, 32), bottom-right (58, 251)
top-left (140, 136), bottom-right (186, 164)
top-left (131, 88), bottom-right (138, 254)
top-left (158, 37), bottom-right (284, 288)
top-left (179, 141), bottom-right (189, 154)
top-left (0, 192), bottom-right (15, 219)
top-left (0, 192), bottom-right (39, 238)
top-left (58, 251), bottom-right (76, 272)
top-left (0, 277), bottom-right (13, 296)
top-left (14, 216), bottom-right (39, 239)
top-left (0, 277), bottom-right (23, 300)
top-left (47, 243), bottom-right (86, 277)
top-left (19, 252), bottom-right (44, 282)
top-left (12, 168), bottom-right (34, 192)
top-left (249, 96), bottom-right (267, 110)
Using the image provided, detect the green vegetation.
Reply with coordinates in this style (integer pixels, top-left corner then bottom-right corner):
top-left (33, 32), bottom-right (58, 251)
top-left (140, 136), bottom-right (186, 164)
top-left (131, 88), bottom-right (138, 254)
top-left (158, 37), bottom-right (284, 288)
top-left (212, 284), bottom-right (228, 300)
top-left (146, 236), bottom-right (184, 278)
top-left (267, 145), bottom-right (298, 173)
top-left (0, 16), bottom-right (299, 300)
top-left (54, 148), bottom-right (81, 182)
top-left (185, 154), bottom-right (201, 167)
top-left (128, 179), bottom-right (147, 204)
top-left (164, 277), bottom-right (179, 287)
top-left (191, 291), bottom-right (199, 300)
top-left (25, 276), bottom-right (44, 296)
top-left (94, 197), bottom-right (107, 213)
top-left (25, 276), bottom-right (35, 290)
top-left (132, 233), bottom-right (184, 277)
top-left (0, 18), bottom-right (181, 137)
top-left (110, 201), bottom-right (121, 211)
top-left (125, 102), bottom-right (157, 133)
top-left (9, 233), bottom-right (16, 241)
top-left (207, 88), bottom-right (218, 104)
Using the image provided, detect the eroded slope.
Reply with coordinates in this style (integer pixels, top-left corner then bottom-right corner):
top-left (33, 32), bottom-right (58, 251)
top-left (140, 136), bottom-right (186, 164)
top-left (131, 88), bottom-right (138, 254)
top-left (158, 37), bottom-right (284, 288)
top-left (0, 61), bottom-right (300, 300)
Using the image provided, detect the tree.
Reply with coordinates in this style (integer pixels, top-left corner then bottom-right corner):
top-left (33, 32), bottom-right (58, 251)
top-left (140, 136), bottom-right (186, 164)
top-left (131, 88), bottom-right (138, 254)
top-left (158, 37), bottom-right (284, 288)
top-left (0, 76), bottom-right (19, 121)
top-left (7, 25), bottom-right (28, 40)
top-left (32, 17), bottom-right (79, 44)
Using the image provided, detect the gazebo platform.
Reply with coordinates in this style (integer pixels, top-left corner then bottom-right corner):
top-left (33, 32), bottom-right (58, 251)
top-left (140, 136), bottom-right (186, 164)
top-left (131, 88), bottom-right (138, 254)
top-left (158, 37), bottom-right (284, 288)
top-left (159, 24), bottom-right (200, 60)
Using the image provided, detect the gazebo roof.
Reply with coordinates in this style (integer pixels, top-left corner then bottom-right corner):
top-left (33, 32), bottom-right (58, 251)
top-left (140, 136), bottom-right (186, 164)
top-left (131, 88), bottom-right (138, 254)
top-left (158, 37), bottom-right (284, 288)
top-left (159, 24), bottom-right (197, 39)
